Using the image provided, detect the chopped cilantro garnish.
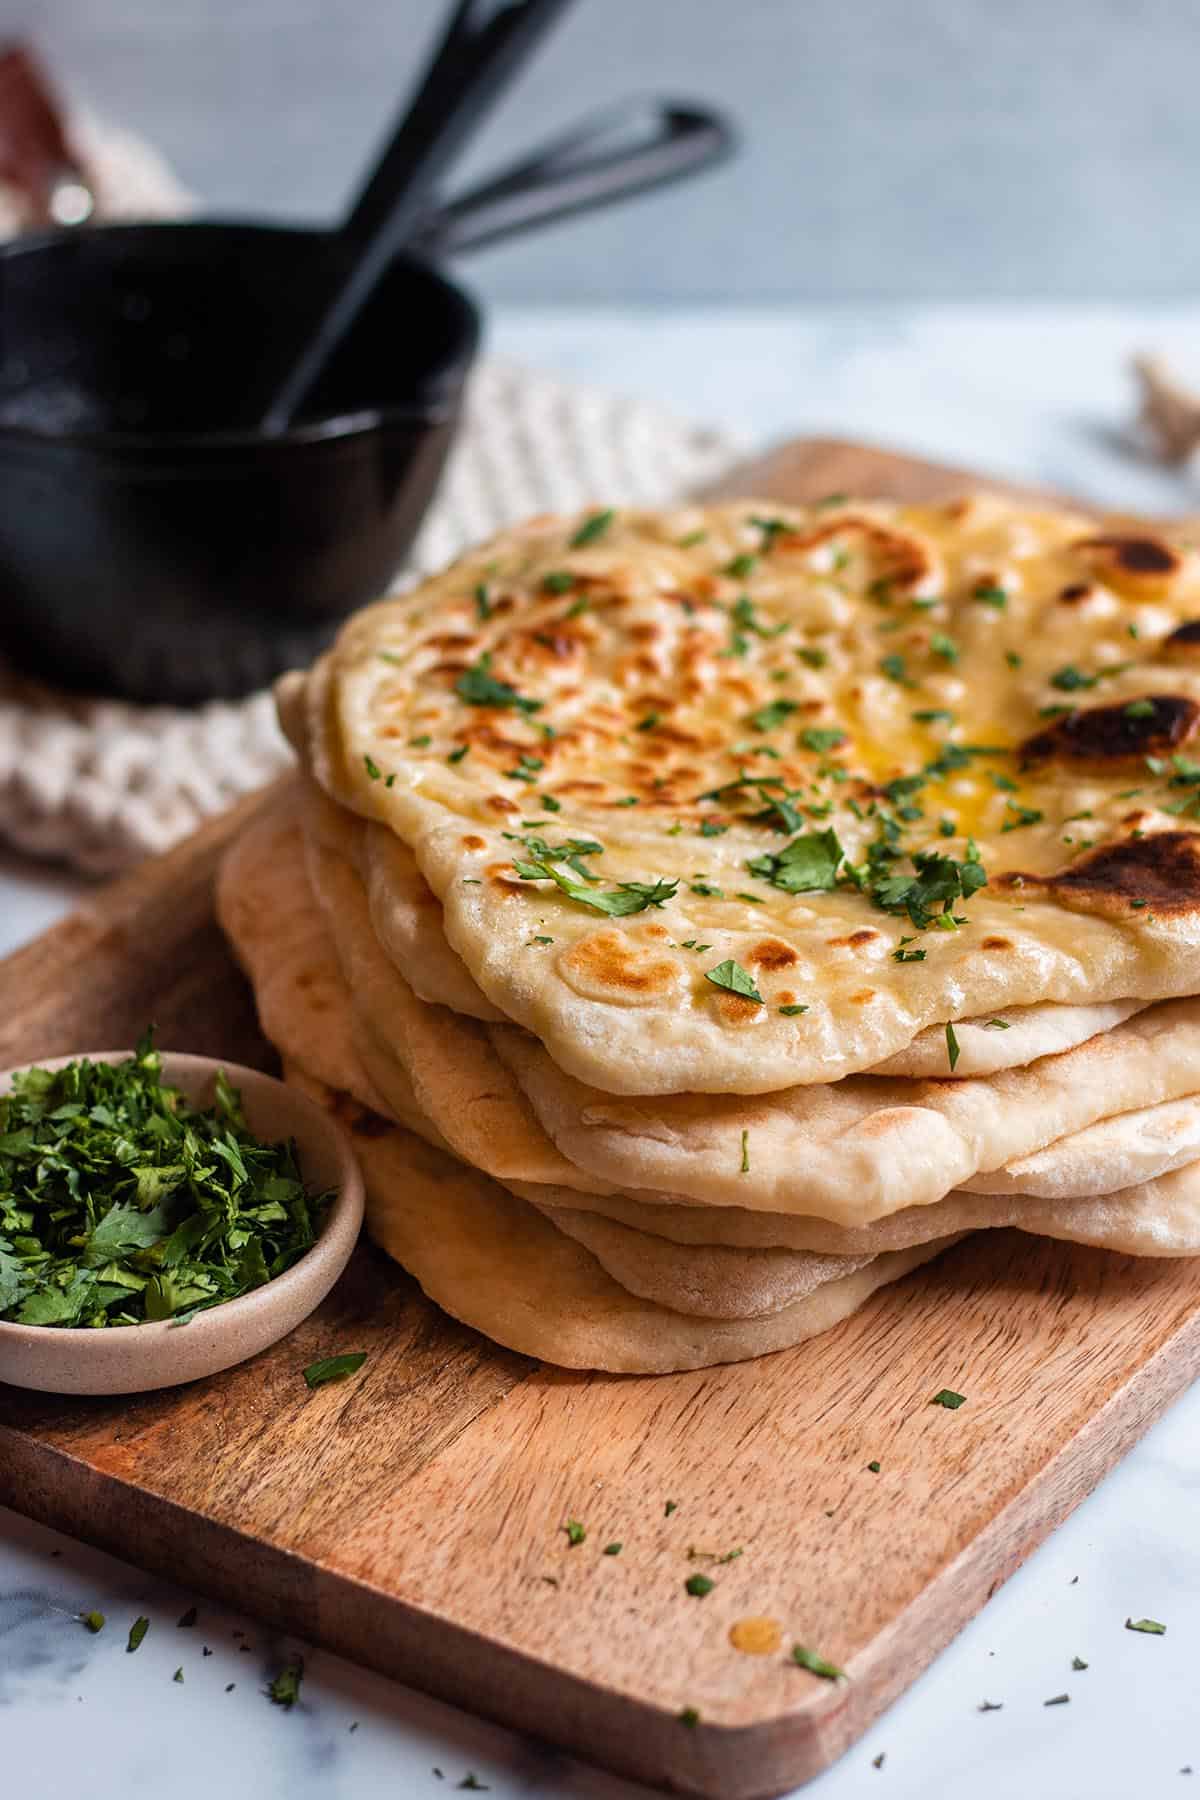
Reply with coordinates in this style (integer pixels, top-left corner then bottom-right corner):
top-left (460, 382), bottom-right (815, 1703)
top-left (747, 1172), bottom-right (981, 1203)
top-left (1001, 802), bottom-right (1044, 832)
top-left (571, 509), bottom-right (615, 548)
top-left (740, 1129), bottom-right (750, 1173)
top-left (637, 712), bottom-right (661, 731)
top-left (747, 827), bottom-right (844, 893)
top-left (984, 1018), bottom-right (1010, 1029)
top-left (699, 819), bottom-right (728, 838)
top-left (945, 1022), bottom-right (960, 1072)
top-left (867, 1460), bottom-right (881, 1473)
top-left (685, 1573), bottom-right (715, 1598)
top-left (268, 1661), bottom-right (304, 1708)
top-left (790, 1645), bottom-right (845, 1681)
top-left (447, 744), bottom-right (469, 764)
top-left (474, 582), bottom-right (493, 620)
top-left (705, 960), bottom-right (764, 1004)
top-left (1072, 1656), bottom-right (1089, 1670)
top-left (81, 1610), bottom-right (105, 1633)
top-left (409, 734), bottom-right (431, 748)
top-left (127, 1616), bottom-right (149, 1654)
top-left (930, 633), bottom-right (959, 663)
top-left (1124, 699), bottom-right (1156, 719)
top-left (725, 553), bottom-right (758, 579)
top-left (801, 726), bottom-right (848, 753)
top-left (0, 1041), bottom-right (332, 1327)
top-left (542, 570), bottom-right (576, 594)
top-left (303, 1353), bottom-right (367, 1389)
top-left (930, 1388), bottom-right (966, 1409)
top-left (564, 1519), bottom-right (586, 1546)
top-left (798, 645), bottom-right (828, 669)
top-left (503, 754), bottom-right (545, 783)
top-left (603, 1542), bottom-right (622, 1556)
top-left (1126, 1617), bottom-right (1166, 1635)
top-left (455, 658), bottom-right (541, 714)
top-left (912, 708), bottom-right (955, 724)
top-left (513, 857), bottom-right (677, 916)
top-left (679, 1707), bottom-right (701, 1727)
top-left (879, 653), bottom-right (908, 684)
top-left (364, 754), bottom-right (382, 780)
top-left (972, 585), bottom-right (1008, 608)
top-left (566, 595), bottom-right (590, 618)
top-left (748, 698), bottom-right (798, 732)
top-left (778, 1003), bottom-right (809, 1016)
top-left (1043, 1694), bottom-right (1070, 1707)
top-left (665, 1499), bottom-right (678, 1516)
top-left (677, 530), bottom-right (708, 548)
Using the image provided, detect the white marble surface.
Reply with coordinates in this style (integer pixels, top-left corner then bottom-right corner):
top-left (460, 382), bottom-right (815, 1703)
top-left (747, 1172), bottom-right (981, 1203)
top-left (5, 303), bottom-right (1200, 1799)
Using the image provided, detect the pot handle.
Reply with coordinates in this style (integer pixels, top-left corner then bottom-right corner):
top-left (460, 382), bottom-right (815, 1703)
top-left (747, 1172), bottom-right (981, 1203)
top-left (409, 96), bottom-right (735, 257)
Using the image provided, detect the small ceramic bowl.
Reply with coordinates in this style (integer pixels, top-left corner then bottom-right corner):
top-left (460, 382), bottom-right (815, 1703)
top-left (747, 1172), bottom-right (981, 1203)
top-left (0, 1052), bottom-right (364, 1395)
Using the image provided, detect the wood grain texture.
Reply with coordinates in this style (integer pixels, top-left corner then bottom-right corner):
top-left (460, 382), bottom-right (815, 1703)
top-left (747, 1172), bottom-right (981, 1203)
top-left (3, 439), bottom-right (1199, 1799)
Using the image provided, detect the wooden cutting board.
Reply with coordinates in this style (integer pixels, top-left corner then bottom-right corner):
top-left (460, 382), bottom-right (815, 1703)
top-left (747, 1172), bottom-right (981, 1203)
top-left (3, 437), bottom-right (1199, 1800)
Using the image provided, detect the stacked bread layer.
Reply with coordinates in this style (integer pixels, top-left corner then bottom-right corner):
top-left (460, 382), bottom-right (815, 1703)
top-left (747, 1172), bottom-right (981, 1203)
top-left (218, 496), bottom-right (1200, 1370)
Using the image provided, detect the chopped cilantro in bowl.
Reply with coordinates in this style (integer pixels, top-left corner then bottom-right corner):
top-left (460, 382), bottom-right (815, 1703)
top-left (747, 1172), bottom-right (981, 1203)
top-left (0, 1036), bottom-right (336, 1328)
top-left (0, 1039), bottom-right (364, 1389)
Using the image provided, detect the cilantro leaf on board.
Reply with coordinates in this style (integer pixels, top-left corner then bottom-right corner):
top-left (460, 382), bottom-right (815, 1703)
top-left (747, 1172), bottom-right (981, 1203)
top-left (303, 1353), bottom-right (367, 1390)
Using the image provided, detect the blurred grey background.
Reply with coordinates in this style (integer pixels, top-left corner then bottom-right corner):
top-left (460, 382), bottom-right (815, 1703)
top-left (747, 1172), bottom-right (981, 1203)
top-left (18, 0), bottom-right (1200, 303)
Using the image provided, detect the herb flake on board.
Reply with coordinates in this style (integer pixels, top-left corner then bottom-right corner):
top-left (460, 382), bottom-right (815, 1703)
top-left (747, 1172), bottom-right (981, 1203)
top-left (790, 1645), bottom-right (845, 1681)
top-left (303, 1352), bottom-right (367, 1390)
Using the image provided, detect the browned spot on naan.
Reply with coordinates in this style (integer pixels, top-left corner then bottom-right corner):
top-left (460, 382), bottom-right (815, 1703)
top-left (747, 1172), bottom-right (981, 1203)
top-left (486, 794), bottom-right (520, 816)
top-left (1165, 620), bottom-right (1200, 657)
top-left (980, 936), bottom-right (1013, 950)
top-left (748, 938), bottom-right (800, 970)
top-left (826, 929), bottom-right (880, 949)
top-left (461, 834), bottom-right (486, 851)
top-left (998, 830), bottom-right (1200, 917)
top-left (712, 989), bottom-right (765, 1026)
top-left (1020, 696), bottom-right (1199, 769)
top-left (1070, 532), bottom-right (1182, 598)
top-left (1058, 582), bottom-right (1093, 604)
top-left (559, 931), bottom-right (681, 1002)
top-left (772, 517), bottom-right (936, 593)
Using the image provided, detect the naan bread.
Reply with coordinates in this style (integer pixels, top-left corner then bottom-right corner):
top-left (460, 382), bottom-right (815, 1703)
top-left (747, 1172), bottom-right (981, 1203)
top-left (220, 805), bottom-right (1200, 1321)
top-left (296, 728), bottom-right (1153, 1082)
top-left (285, 1064), bottom-right (954, 1372)
top-left (239, 795), bottom-right (1200, 1231)
top-left (294, 496), bottom-right (1200, 1095)
top-left (216, 800), bottom-right (394, 1119)
top-left (524, 1162), bottom-right (1200, 1259)
top-left (490, 1006), bottom-right (1200, 1224)
top-left (869, 998), bottom-right (1147, 1078)
top-left (962, 1094), bottom-right (1200, 1198)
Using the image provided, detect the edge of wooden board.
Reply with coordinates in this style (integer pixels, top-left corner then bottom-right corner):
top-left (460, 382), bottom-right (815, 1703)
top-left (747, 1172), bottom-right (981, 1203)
top-left (4, 1268), bottom-right (1200, 1800)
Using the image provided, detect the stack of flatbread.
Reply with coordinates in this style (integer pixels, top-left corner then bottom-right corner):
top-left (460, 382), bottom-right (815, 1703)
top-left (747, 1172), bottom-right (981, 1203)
top-left (218, 493), bottom-right (1200, 1372)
